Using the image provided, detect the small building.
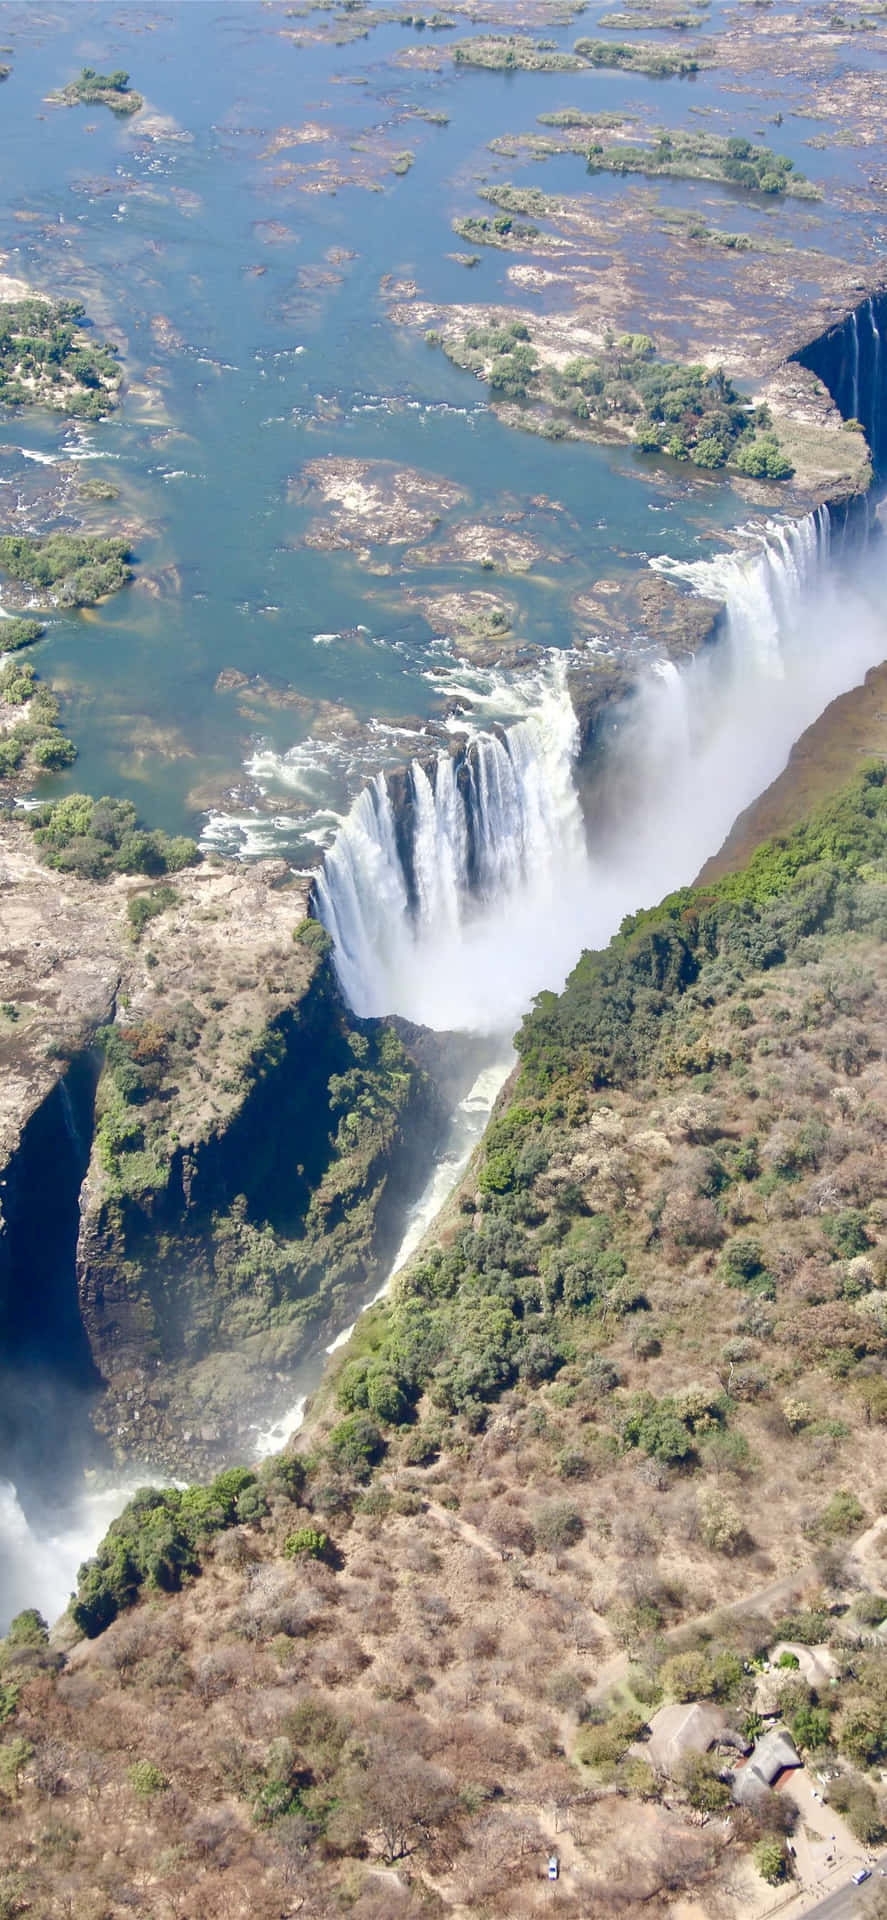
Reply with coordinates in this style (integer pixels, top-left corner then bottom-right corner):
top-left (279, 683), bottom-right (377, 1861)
top-left (731, 1728), bottom-right (801, 1806)
top-left (646, 1702), bottom-right (730, 1776)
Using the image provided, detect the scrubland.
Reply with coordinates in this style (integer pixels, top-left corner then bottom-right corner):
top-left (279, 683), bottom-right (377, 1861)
top-left (5, 767), bottom-right (887, 1915)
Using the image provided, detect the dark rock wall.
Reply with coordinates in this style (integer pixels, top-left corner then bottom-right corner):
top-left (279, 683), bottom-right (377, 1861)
top-left (794, 292), bottom-right (887, 476)
top-left (75, 965), bottom-right (446, 1402)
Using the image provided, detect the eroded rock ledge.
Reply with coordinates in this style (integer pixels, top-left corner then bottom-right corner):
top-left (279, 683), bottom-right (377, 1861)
top-left (0, 827), bottom-right (451, 1477)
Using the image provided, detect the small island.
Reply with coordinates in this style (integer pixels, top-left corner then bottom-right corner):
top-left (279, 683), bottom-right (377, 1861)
top-left (0, 660), bottom-right (77, 783)
top-left (449, 31), bottom-right (709, 74)
top-left (0, 617), bottom-right (46, 654)
top-left (50, 66), bottom-right (143, 114)
top-left (0, 534), bottom-right (133, 609)
top-left (431, 321), bottom-right (795, 475)
top-left (0, 297), bottom-right (122, 418)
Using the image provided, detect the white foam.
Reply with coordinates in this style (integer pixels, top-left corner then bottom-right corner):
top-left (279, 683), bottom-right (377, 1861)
top-left (317, 509), bottom-right (887, 1035)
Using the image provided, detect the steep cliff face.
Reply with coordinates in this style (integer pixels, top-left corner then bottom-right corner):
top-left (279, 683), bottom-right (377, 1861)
top-left (76, 960), bottom-right (446, 1474)
top-left (793, 290), bottom-right (887, 476)
top-left (0, 1058), bottom-right (103, 1489)
top-left (0, 825), bottom-right (455, 1477)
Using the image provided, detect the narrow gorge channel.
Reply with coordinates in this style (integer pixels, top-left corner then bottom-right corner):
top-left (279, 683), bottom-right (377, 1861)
top-left (4, 305), bottom-right (887, 1633)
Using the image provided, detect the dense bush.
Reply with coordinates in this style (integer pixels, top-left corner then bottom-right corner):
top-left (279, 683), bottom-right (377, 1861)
top-left (574, 36), bottom-right (702, 74)
top-left (0, 534), bottom-right (132, 604)
top-left (0, 299), bottom-right (121, 415)
top-left (0, 659), bottom-right (77, 778)
top-left (26, 793), bottom-right (199, 880)
top-left (439, 301), bottom-right (792, 475)
top-left (0, 616), bottom-right (45, 652)
top-left (585, 127), bottom-right (816, 199)
top-left (72, 1457), bottom-right (305, 1636)
top-left (58, 66), bottom-right (143, 113)
top-left (518, 764), bottom-right (887, 1091)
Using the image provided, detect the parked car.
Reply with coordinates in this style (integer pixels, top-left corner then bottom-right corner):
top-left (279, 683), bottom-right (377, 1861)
top-left (852, 1868), bottom-right (871, 1885)
top-left (548, 1856), bottom-right (559, 1882)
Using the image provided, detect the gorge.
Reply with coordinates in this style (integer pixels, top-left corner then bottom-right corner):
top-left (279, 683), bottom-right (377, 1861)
top-left (3, 3), bottom-right (887, 1913)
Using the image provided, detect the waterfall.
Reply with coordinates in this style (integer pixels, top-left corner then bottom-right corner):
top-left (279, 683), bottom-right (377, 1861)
top-left (314, 653), bottom-right (588, 1032)
top-left (793, 292), bottom-right (887, 471)
top-left (851, 308), bottom-right (861, 423)
top-left (650, 506), bottom-right (830, 676)
top-left (316, 506), bottom-right (887, 1038)
top-left (868, 296), bottom-right (881, 466)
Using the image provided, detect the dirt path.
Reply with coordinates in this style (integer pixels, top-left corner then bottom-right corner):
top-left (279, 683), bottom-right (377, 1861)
top-left (423, 1498), bottom-right (502, 1561)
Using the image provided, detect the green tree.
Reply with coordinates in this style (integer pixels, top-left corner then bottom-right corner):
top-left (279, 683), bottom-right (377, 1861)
top-left (680, 1751), bottom-right (730, 1812)
top-left (753, 1837), bottom-right (788, 1884)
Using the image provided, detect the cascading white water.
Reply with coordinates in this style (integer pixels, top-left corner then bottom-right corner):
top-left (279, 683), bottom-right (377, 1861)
top-left (851, 308), bottom-right (861, 424)
top-left (318, 506), bottom-right (887, 1037)
top-left (8, 505), bottom-right (887, 1628)
top-left (315, 653), bottom-right (588, 1029)
top-left (651, 506), bottom-right (831, 675)
top-left (868, 296), bottom-right (881, 466)
top-left (0, 1474), bottom-right (170, 1632)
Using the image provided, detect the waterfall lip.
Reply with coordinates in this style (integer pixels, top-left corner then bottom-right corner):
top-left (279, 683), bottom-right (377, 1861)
top-left (314, 649), bottom-right (588, 1030)
top-left (790, 288), bottom-right (887, 478)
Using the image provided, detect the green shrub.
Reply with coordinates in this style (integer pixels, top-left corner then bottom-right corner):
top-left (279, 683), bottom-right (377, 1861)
top-left (733, 432), bottom-right (794, 479)
top-left (127, 885), bottom-right (178, 940)
top-left (817, 1489), bottom-right (866, 1538)
top-left (620, 1391), bottom-right (697, 1465)
top-left (753, 1837), bottom-right (788, 1884)
top-left (3, 1610), bottom-right (48, 1651)
top-left (127, 1760), bottom-right (168, 1798)
top-left (0, 617), bottom-right (44, 651)
top-left (283, 1528), bottom-right (329, 1561)
top-left (719, 1236), bottom-right (772, 1294)
top-left (0, 534), bottom-right (131, 604)
top-left (30, 732), bottom-right (76, 768)
top-left (294, 918), bottom-right (333, 956)
top-left (823, 1209), bottom-right (871, 1259)
top-left (326, 1414), bottom-right (385, 1479)
top-left (27, 793), bottom-right (199, 881)
top-left (534, 1500), bottom-right (583, 1554)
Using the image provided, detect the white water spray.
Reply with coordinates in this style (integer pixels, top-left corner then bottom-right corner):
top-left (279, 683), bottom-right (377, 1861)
top-left (0, 1474), bottom-right (169, 1632)
top-left (868, 296), bottom-right (882, 465)
top-left (318, 507), bottom-right (887, 1035)
top-left (315, 654), bottom-right (587, 1029)
top-left (851, 309), bottom-right (861, 424)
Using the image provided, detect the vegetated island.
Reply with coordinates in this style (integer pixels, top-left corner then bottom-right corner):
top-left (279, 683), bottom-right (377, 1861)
top-left (574, 33), bottom-right (709, 72)
top-left (428, 319), bottom-right (795, 474)
top-left (585, 127), bottom-right (821, 198)
top-left (0, 617), bottom-right (46, 654)
top-left (0, 660), bottom-right (76, 781)
top-left (0, 296), bottom-right (122, 417)
top-left (4, 759), bottom-right (887, 1911)
top-left (452, 212), bottom-right (550, 251)
top-left (450, 30), bottom-right (710, 73)
top-left (49, 66), bottom-right (143, 114)
top-left (599, 6), bottom-right (709, 24)
top-left (0, 533), bottom-right (133, 609)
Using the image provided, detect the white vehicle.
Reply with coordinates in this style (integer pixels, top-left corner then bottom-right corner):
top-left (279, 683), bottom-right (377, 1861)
top-left (548, 1855), bottom-right (559, 1881)
top-left (852, 1868), bottom-right (871, 1885)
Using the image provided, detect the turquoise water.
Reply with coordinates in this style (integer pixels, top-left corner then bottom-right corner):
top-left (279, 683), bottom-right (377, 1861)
top-left (0, 0), bottom-right (877, 850)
